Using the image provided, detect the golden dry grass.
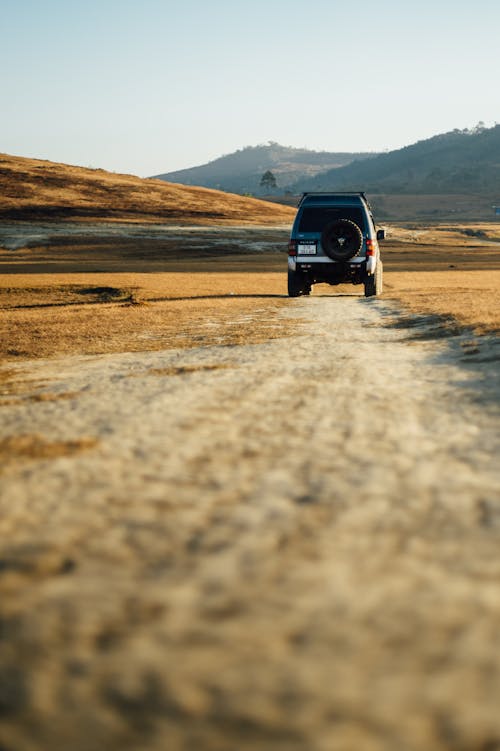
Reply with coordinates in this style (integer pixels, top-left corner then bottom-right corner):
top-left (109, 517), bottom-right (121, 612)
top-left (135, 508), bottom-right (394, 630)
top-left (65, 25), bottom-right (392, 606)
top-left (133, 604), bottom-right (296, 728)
top-left (0, 272), bottom-right (290, 362)
top-left (380, 223), bottom-right (500, 333)
top-left (0, 223), bottom-right (499, 366)
top-left (0, 152), bottom-right (295, 224)
top-left (386, 222), bottom-right (500, 246)
top-left (385, 271), bottom-right (500, 334)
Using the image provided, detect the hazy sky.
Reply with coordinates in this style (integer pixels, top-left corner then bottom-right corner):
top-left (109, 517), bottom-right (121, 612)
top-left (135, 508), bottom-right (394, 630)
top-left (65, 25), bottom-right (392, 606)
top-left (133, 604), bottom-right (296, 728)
top-left (2, 0), bottom-right (498, 176)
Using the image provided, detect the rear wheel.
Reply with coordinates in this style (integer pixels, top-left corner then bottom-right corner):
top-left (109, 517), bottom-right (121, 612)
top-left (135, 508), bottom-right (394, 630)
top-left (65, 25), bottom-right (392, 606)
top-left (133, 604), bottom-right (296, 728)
top-left (364, 260), bottom-right (383, 297)
top-left (288, 270), bottom-right (307, 297)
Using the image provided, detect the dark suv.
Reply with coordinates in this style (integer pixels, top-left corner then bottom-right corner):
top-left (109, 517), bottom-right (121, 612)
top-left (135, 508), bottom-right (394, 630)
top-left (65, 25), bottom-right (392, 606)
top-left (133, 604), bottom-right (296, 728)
top-left (287, 192), bottom-right (384, 297)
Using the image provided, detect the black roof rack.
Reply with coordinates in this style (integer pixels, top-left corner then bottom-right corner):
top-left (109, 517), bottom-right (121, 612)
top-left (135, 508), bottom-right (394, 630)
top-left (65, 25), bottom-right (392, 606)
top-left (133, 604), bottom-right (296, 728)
top-left (300, 191), bottom-right (368, 196)
top-left (298, 191), bottom-right (372, 211)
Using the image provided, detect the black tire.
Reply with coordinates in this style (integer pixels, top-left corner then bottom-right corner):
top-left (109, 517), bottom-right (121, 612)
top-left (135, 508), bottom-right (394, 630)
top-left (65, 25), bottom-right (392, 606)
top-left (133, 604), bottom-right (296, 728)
top-left (364, 260), bottom-right (383, 297)
top-left (288, 270), bottom-right (306, 297)
top-left (321, 219), bottom-right (363, 261)
top-left (288, 271), bottom-right (303, 297)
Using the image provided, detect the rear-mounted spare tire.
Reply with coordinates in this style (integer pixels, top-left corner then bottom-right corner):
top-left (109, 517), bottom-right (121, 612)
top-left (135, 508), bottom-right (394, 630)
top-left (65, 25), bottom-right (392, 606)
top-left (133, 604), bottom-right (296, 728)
top-left (321, 219), bottom-right (363, 261)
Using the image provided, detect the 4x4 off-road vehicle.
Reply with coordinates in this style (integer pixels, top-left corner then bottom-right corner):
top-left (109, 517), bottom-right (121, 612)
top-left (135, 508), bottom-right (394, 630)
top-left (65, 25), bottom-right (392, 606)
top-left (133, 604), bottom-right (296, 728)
top-left (287, 192), bottom-right (385, 297)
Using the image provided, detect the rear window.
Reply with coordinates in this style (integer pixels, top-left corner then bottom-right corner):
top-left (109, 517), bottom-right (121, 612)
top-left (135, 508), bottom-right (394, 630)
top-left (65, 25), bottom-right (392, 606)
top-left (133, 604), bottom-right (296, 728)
top-left (298, 207), bottom-right (365, 233)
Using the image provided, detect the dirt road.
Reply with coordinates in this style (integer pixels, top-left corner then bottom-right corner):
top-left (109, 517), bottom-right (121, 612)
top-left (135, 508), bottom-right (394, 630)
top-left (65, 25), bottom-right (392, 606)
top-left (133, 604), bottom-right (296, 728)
top-left (1, 295), bottom-right (500, 751)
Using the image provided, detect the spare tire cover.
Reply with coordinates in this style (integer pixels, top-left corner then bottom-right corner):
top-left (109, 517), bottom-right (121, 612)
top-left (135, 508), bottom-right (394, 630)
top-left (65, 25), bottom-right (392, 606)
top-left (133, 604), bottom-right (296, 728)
top-left (321, 219), bottom-right (363, 261)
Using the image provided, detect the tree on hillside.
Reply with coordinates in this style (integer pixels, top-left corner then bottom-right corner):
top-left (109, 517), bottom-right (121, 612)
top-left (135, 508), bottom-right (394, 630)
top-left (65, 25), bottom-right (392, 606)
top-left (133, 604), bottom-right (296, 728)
top-left (260, 170), bottom-right (277, 191)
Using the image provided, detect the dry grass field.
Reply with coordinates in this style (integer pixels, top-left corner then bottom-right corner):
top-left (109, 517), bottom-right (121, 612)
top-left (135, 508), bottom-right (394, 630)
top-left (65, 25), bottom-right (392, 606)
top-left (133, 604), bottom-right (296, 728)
top-left (0, 271), bottom-right (291, 363)
top-left (0, 226), bottom-right (292, 362)
top-left (1, 152), bottom-right (498, 352)
top-left (382, 223), bottom-right (500, 334)
top-left (0, 222), bottom-right (499, 366)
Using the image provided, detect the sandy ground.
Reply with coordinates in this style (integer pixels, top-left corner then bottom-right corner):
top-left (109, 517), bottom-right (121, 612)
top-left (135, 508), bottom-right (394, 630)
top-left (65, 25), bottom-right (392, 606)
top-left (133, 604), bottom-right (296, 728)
top-left (1, 295), bottom-right (500, 751)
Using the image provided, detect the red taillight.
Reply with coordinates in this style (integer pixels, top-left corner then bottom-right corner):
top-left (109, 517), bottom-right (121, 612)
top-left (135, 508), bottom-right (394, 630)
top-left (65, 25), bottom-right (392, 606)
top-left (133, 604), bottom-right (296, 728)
top-left (288, 240), bottom-right (297, 256)
top-left (366, 239), bottom-right (377, 256)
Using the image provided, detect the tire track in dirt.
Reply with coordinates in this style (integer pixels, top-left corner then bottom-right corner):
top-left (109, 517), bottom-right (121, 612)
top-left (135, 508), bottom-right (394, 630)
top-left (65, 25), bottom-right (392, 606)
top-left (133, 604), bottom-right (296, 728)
top-left (1, 297), bottom-right (499, 751)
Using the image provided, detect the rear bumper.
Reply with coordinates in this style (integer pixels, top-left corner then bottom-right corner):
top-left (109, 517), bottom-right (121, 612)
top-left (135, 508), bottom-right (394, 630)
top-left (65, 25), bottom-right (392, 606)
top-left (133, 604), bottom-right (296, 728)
top-left (288, 255), bottom-right (377, 274)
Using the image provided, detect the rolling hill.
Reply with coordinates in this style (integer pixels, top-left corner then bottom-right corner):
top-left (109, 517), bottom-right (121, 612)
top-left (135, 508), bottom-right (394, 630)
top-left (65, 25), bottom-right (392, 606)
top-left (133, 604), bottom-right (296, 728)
top-left (293, 124), bottom-right (500, 196)
top-left (0, 153), bottom-right (295, 225)
top-left (153, 142), bottom-right (377, 195)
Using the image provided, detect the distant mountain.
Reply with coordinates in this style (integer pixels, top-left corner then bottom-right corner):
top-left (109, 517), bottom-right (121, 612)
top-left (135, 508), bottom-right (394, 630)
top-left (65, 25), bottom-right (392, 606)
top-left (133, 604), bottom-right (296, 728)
top-left (292, 124), bottom-right (500, 195)
top-left (153, 142), bottom-right (377, 195)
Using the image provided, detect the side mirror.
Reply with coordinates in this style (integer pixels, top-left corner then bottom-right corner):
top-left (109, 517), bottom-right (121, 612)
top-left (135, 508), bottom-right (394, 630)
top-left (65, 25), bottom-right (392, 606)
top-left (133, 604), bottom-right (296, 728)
top-left (376, 229), bottom-right (385, 241)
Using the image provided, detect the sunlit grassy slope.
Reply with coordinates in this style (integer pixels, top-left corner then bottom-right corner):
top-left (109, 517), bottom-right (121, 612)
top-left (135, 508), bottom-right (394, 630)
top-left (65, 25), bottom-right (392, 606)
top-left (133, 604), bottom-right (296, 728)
top-left (0, 153), bottom-right (295, 225)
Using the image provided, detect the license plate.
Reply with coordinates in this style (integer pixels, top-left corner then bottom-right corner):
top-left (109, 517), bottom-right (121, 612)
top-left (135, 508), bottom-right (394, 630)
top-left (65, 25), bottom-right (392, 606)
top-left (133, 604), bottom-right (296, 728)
top-left (297, 242), bottom-right (316, 255)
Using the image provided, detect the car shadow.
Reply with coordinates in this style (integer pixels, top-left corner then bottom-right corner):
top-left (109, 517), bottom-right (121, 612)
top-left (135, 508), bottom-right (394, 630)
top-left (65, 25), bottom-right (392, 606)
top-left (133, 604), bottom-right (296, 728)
top-left (148, 293), bottom-right (288, 302)
top-left (309, 292), bottom-right (364, 298)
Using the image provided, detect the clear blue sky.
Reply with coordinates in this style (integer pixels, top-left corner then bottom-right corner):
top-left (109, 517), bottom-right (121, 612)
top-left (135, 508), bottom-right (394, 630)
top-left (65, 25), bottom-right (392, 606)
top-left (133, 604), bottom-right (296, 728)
top-left (1, 0), bottom-right (498, 176)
